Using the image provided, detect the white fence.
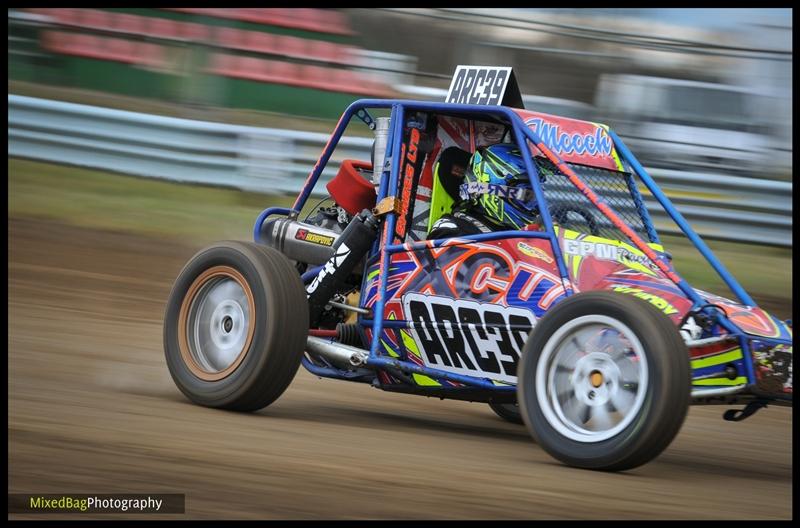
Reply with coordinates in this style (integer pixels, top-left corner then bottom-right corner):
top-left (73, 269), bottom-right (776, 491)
top-left (8, 95), bottom-right (792, 246)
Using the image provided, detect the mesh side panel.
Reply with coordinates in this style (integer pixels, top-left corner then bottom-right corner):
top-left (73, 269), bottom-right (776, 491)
top-left (534, 157), bottom-right (653, 242)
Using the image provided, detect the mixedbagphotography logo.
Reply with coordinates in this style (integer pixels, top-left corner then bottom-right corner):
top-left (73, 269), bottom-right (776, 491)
top-left (8, 494), bottom-right (185, 514)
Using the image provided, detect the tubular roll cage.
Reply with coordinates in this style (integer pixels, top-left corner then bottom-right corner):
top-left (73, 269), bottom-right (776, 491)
top-left (254, 99), bottom-right (791, 393)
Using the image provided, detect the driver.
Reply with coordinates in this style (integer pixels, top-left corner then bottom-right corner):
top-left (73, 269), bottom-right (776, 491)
top-left (428, 143), bottom-right (542, 239)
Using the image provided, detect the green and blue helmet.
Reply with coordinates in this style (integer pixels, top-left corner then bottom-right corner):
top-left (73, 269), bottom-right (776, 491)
top-left (461, 143), bottom-right (541, 229)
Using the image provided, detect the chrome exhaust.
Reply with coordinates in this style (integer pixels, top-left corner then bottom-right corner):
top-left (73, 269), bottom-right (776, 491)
top-left (306, 336), bottom-right (369, 369)
top-left (371, 117), bottom-right (391, 186)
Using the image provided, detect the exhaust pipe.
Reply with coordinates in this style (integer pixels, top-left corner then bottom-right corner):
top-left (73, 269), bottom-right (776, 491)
top-left (371, 117), bottom-right (391, 186)
top-left (306, 336), bottom-right (369, 369)
top-left (261, 217), bottom-right (341, 266)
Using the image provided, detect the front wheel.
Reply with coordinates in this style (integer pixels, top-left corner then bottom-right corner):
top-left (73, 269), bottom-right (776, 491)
top-left (517, 291), bottom-right (690, 471)
top-left (164, 241), bottom-right (308, 412)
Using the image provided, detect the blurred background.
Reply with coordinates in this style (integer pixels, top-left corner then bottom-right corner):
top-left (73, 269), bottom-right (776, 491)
top-left (8, 6), bottom-right (793, 311)
top-left (8, 7), bottom-right (792, 173)
top-left (7, 8), bottom-right (793, 519)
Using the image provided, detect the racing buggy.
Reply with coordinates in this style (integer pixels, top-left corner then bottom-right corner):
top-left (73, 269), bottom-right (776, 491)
top-left (164, 67), bottom-right (792, 471)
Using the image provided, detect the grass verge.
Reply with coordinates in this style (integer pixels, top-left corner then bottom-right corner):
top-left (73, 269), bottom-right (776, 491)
top-left (9, 158), bottom-right (294, 244)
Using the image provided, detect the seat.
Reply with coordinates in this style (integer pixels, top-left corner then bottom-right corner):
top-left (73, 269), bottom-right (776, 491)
top-left (81, 9), bottom-right (111, 30)
top-left (139, 42), bottom-right (166, 68)
top-left (146, 17), bottom-right (178, 39)
top-left (427, 147), bottom-right (472, 232)
top-left (277, 35), bottom-right (307, 59)
top-left (215, 27), bottom-right (243, 49)
top-left (181, 22), bottom-right (209, 42)
top-left (113, 13), bottom-right (145, 35)
top-left (246, 31), bottom-right (276, 54)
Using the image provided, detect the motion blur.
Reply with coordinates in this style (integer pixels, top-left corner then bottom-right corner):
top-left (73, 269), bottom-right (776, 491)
top-left (8, 8), bottom-right (792, 520)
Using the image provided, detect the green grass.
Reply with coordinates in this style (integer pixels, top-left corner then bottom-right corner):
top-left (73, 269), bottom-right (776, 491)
top-left (9, 158), bottom-right (792, 314)
top-left (659, 234), bottom-right (792, 309)
top-left (9, 158), bottom-right (295, 244)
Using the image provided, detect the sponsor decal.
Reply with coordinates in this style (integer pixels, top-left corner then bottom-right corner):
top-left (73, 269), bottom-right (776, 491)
top-left (295, 229), bottom-right (335, 247)
top-left (564, 238), bottom-right (659, 274)
top-left (459, 181), bottom-right (534, 202)
top-left (611, 285), bottom-right (679, 315)
top-left (403, 293), bottom-right (536, 383)
top-left (446, 66), bottom-right (511, 106)
top-left (517, 242), bottom-right (553, 264)
top-left (395, 128), bottom-right (421, 239)
top-left (525, 117), bottom-right (612, 158)
top-left (307, 243), bottom-right (351, 295)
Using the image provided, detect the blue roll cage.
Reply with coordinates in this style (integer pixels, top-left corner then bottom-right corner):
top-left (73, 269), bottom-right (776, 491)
top-left (253, 99), bottom-right (791, 393)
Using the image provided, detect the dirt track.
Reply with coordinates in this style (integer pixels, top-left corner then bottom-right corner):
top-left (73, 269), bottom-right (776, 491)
top-left (8, 217), bottom-right (793, 520)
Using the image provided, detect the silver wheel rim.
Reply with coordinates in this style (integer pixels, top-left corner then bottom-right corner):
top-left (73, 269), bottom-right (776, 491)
top-left (535, 315), bottom-right (648, 443)
top-left (188, 277), bottom-right (251, 373)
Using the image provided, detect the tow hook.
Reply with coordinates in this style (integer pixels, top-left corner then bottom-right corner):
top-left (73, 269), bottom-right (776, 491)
top-left (722, 400), bottom-right (769, 422)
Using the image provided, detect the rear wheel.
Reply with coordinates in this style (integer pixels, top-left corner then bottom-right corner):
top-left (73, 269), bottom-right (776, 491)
top-left (517, 291), bottom-right (690, 471)
top-left (164, 241), bottom-right (308, 411)
top-left (488, 402), bottom-right (524, 425)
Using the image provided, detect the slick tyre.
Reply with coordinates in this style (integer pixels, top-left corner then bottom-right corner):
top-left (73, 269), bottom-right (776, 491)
top-left (164, 241), bottom-right (308, 412)
top-left (517, 291), bottom-right (690, 471)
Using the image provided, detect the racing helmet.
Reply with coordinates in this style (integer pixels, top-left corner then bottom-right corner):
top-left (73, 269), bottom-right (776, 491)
top-left (462, 143), bottom-right (540, 229)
